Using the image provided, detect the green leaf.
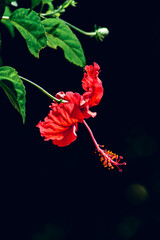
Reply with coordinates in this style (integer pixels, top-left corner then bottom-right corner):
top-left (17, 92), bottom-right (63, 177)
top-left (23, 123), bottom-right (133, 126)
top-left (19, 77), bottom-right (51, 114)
top-left (31, 0), bottom-right (42, 9)
top-left (0, 66), bottom-right (26, 123)
top-left (1, 6), bottom-right (15, 38)
top-left (0, 0), bottom-right (5, 20)
top-left (42, 18), bottom-right (86, 67)
top-left (9, 8), bottom-right (47, 58)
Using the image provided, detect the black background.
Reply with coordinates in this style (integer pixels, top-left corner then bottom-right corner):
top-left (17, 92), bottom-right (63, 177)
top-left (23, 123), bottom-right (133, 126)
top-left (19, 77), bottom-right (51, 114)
top-left (0, 0), bottom-right (160, 239)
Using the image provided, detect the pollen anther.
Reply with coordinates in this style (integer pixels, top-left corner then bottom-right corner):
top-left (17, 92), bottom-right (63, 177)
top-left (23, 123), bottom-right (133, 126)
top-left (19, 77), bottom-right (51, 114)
top-left (95, 145), bottom-right (126, 172)
top-left (83, 120), bottom-right (126, 172)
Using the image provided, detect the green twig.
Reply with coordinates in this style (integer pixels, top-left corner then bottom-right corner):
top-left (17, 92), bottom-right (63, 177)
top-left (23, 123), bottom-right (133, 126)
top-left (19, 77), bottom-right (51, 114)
top-left (58, 18), bottom-right (96, 37)
top-left (19, 76), bottom-right (67, 103)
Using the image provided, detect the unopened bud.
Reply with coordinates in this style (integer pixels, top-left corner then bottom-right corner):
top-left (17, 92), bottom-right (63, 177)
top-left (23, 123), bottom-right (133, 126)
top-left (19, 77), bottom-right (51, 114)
top-left (97, 27), bottom-right (109, 36)
top-left (95, 27), bottom-right (109, 41)
top-left (63, 0), bottom-right (77, 9)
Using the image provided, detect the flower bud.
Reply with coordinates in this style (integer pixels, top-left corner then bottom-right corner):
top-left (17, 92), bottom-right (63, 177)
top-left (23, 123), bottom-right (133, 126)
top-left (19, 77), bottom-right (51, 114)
top-left (97, 27), bottom-right (109, 37)
top-left (95, 27), bottom-right (109, 41)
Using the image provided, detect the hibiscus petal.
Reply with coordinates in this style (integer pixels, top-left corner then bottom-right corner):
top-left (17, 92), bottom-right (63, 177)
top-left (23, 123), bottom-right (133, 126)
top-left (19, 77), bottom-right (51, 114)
top-left (52, 123), bottom-right (78, 147)
top-left (87, 78), bottom-right (103, 107)
top-left (82, 62), bottom-right (103, 107)
top-left (37, 92), bottom-right (84, 146)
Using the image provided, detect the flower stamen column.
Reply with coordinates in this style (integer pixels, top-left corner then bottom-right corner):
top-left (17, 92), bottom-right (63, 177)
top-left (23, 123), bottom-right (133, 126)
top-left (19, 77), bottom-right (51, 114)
top-left (83, 120), bottom-right (126, 171)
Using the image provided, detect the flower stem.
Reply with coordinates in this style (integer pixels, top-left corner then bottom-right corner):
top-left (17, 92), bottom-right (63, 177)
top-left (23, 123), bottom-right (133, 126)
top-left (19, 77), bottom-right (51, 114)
top-left (58, 18), bottom-right (96, 37)
top-left (38, 2), bottom-right (44, 16)
top-left (40, 10), bottom-right (96, 37)
top-left (19, 76), bottom-right (66, 103)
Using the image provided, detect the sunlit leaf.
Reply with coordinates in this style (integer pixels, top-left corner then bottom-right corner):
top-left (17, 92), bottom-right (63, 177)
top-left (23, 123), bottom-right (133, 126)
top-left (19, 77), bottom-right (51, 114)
top-left (9, 8), bottom-right (47, 58)
top-left (42, 18), bottom-right (86, 67)
top-left (0, 66), bottom-right (26, 123)
top-left (1, 6), bottom-right (15, 38)
top-left (31, 0), bottom-right (42, 9)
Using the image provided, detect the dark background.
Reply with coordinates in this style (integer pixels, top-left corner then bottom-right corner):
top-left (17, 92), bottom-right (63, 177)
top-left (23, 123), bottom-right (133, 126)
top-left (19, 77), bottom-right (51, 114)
top-left (0, 0), bottom-right (160, 239)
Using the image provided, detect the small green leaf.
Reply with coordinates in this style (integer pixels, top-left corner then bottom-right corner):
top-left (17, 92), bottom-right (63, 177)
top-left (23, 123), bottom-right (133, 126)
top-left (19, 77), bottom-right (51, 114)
top-left (31, 0), bottom-right (42, 9)
top-left (1, 6), bottom-right (15, 38)
top-left (42, 18), bottom-right (86, 67)
top-left (9, 8), bottom-right (47, 58)
top-left (0, 66), bottom-right (26, 123)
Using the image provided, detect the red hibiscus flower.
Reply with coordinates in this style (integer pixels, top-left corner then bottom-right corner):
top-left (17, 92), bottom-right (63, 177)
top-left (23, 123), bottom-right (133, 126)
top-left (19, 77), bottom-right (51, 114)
top-left (37, 63), bottom-right (102, 147)
top-left (37, 91), bottom-right (97, 147)
top-left (37, 63), bottom-right (126, 171)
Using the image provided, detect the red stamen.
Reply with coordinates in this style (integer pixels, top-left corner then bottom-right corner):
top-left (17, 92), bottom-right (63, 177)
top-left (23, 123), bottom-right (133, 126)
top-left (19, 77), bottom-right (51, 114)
top-left (83, 120), bottom-right (126, 172)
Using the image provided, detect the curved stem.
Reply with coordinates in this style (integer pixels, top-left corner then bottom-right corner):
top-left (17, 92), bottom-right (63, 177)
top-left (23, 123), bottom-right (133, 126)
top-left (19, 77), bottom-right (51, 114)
top-left (38, 2), bottom-right (44, 16)
top-left (19, 76), bottom-right (66, 103)
top-left (40, 12), bottom-right (96, 37)
top-left (40, 10), bottom-right (60, 18)
top-left (58, 18), bottom-right (96, 37)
